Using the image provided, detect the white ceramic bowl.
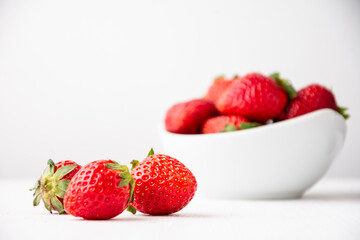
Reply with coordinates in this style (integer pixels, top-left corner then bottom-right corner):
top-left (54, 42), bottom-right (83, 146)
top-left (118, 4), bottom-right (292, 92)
top-left (159, 109), bottom-right (346, 199)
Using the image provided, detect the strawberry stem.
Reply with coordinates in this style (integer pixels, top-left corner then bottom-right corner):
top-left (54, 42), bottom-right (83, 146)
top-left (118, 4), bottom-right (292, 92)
top-left (130, 160), bottom-right (140, 171)
top-left (42, 159), bottom-right (55, 177)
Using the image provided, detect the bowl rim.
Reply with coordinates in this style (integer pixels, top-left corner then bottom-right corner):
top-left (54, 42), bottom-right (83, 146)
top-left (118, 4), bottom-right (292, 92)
top-left (160, 108), bottom-right (345, 138)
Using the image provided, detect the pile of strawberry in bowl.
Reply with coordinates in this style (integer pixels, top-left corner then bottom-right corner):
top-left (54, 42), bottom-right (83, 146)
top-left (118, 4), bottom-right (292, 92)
top-left (165, 72), bottom-right (348, 134)
top-left (161, 72), bottom-right (349, 199)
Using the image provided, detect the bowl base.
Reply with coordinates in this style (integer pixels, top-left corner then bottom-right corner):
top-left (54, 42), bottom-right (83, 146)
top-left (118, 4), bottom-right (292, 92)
top-left (237, 191), bottom-right (304, 200)
top-left (202, 191), bottom-right (304, 200)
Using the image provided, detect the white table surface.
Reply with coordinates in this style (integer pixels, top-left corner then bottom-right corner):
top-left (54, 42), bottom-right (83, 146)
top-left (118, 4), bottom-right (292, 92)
top-left (0, 178), bottom-right (359, 240)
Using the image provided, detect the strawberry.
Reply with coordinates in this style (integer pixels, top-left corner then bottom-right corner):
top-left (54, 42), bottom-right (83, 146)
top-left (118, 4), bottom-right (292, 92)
top-left (165, 99), bottom-right (218, 134)
top-left (201, 115), bottom-right (251, 133)
top-left (30, 159), bottom-right (81, 214)
top-left (283, 84), bottom-right (349, 120)
top-left (63, 160), bottom-right (135, 220)
top-left (129, 149), bottom-right (197, 215)
top-left (204, 76), bottom-right (236, 105)
top-left (216, 73), bottom-right (288, 122)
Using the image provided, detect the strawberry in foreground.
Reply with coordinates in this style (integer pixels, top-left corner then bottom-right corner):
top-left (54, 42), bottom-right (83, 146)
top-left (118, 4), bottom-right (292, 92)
top-left (216, 73), bottom-right (288, 122)
top-left (165, 99), bottom-right (218, 134)
top-left (283, 84), bottom-right (349, 120)
top-left (129, 149), bottom-right (197, 215)
top-left (204, 76), bottom-right (237, 105)
top-left (30, 159), bottom-right (81, 214)
top-left (64, 160), bottom-right (135, 220)
top-left (201, 115), bottom-right (261, 134)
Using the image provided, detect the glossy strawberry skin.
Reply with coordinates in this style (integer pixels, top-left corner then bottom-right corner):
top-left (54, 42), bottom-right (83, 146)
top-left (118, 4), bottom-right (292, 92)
top-left (205, 76), bottom-right (235, 105)
top-left (201, 115), bottom-right (249, 134)
top-left (131, 154), bottom-right (197, 215)
top-left (216, 73), bottom-right (288, 122)
top-left (284, 84), bottom-right (337, 119)
top-left (64, 160), bottom-right (131, 220)
top-left (165, 99), bottom-right (218, 134)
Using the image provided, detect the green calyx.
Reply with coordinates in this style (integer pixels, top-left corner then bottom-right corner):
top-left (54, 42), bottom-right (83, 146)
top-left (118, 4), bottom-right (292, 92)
top-left (30, 159), bottom-right (77, 214)
top-left (105, 161), bottom-right (136, 212)
top-left (221, 122), bottom-right (261, 132)
top-left (221, 124), bottom-right (238, 132)
top-left (270, 72), bottom-right (297, 100)
top-left (337, 106), bottom-right (350, 120)
top-left (240, 122), bottom-right (262, 129)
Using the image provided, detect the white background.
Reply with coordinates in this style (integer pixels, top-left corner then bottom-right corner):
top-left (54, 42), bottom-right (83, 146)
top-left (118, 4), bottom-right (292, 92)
top-left (0, 0), bottom-right (359, 179)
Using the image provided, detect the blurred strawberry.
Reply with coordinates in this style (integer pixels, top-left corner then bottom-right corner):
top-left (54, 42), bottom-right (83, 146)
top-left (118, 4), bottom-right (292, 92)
top-left (201, 115), bottom-right (255, 133)
top-left (283, 84), bottom-right (349, 119)
top-left (204, 76), bottom-right (237, 105)
top-left (216, 73), bottom-right (288, 122)
top-left (165, 99), bottom-right (218, 134)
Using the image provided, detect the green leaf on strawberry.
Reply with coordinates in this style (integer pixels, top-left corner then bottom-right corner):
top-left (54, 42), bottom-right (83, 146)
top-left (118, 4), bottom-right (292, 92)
top-left (240, 122), bottom-right (262, 129)
top-left (53, 165), bottom-right (77, 180)
top-left (337, 106), bottom-right (350, 119)
top-left (221, 124), bottom-right (238, 132)
top-left (270, 72), bottom-right (297, 100)
top-left (127, 204), bottom-right (137, 214)
top-left (221, 122), bottom-right (261, 132)
top-left (147, 148), bottom-right (155, 157)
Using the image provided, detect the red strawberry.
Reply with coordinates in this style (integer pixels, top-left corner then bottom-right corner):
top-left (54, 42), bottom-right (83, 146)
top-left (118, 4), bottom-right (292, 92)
top-left (165, 99), bottom-right (218, 134)
top-left (201, 115), bottom-right (250, 133)
top-left (129, 149), bottom-right (197, 215)
top-left (63, 160), bottom-right (135, 220)
top-left (284, 84), bottom-right (349, 119)
top-left (216, 73), bottom-right (288, 122)
top-left (204, 76), bottom-right (236, 105)
top-left (30, 159), bottom-right (81, 214)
